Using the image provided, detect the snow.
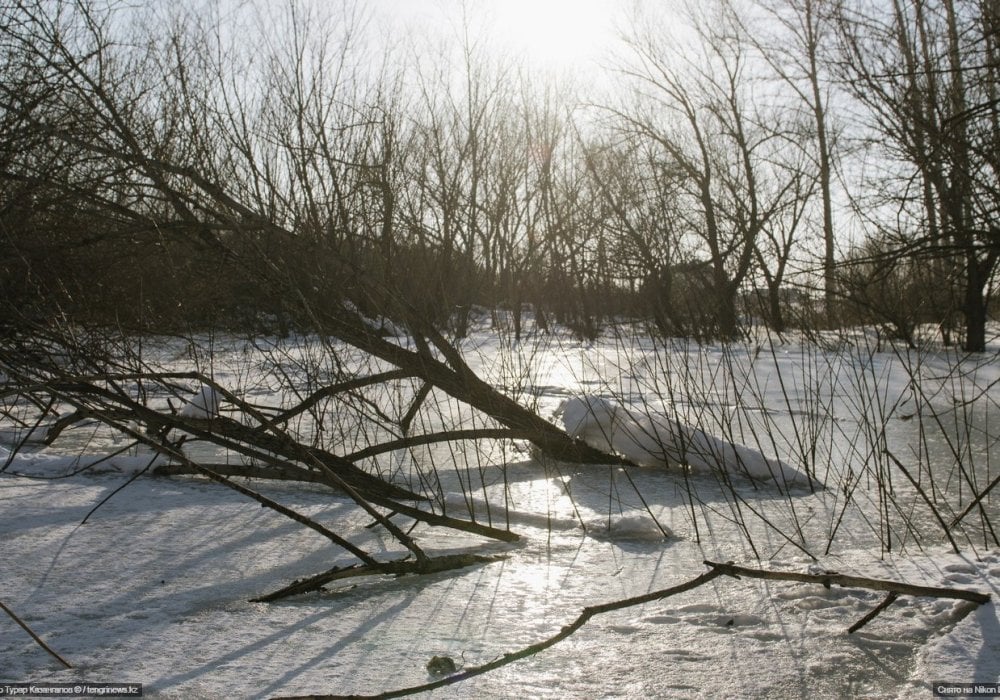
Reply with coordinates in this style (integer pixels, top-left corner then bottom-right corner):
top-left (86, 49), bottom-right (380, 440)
top-left (558, 395), bottom-right (817, 488)
top-left (915, 556), bottom-right (1000, 686)
top-left (0, 444), bottom-right (167, 476)
top-left (1, 328), bottom-right (998, 698)
top-left (178, 385), bottom-right (220, 419)
top-left (1, 468), bottom-right (994, 698)
top-left (0, 422), bottom-right (54, 445)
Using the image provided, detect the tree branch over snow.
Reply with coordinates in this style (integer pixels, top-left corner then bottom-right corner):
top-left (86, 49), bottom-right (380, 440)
top-left (0, 599), bottom-right (72, 670)
top-left (251, 553), bottom-right (508, 603)
top-left (0, 354), bottom-right (520, 580)
top-left (704, 560), bottom-right (991, 605)
top-left (274, 560), bottom-right (990, 699)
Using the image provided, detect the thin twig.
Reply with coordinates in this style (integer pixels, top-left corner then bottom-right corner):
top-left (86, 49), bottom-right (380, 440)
top-left (950, 470), bottom-right (1000, 532)
top-left (883, 449), bottom-right (961, 553)
top-left (81, 443), bottom-right (173, 525)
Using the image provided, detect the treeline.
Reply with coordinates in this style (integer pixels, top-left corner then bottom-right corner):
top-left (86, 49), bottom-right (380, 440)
top-left (1, 0), bottom-right (998, 348)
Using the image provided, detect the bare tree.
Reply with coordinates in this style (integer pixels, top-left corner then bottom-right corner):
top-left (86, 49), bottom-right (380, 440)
top-left (743, 0), bottom-right (842, 326)
top-left (581, 134), bottom-right (699, 336)
top-left (749, 159), bottom-right (816, 333)
top-left (613, 3), bottom-right (810, 338)
top-left (834, 0), bottom-right (1000, 352)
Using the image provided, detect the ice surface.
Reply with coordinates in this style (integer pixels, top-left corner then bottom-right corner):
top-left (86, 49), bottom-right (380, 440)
top-left (1, 468), bottom-right (994, 699)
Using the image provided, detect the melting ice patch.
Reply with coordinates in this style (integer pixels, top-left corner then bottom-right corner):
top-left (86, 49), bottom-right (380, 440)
top-left (558, 395), bottom-right (817, 488)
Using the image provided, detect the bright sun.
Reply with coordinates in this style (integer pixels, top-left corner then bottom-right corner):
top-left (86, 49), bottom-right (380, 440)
top-left (487, 0), bottom-right (620, 72)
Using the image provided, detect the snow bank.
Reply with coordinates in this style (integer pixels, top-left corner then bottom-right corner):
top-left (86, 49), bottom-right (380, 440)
top-left (558, 395), bottom-right (817, 487)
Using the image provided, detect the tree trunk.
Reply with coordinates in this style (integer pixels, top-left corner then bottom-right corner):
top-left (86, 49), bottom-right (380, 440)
top-left (963, 255), bottom-right (989, 352)
top-left (767, 282), bottom-right (786, 335)
top-left (715, 280), bottom-right (740, 340)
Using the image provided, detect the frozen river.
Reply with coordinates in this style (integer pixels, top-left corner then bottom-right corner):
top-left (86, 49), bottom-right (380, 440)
top-left (1, 325), bottom-right (998, 697)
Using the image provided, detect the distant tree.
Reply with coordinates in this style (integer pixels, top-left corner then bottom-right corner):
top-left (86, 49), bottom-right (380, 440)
top-left (614, 3), bottom-right (810, 339)
top-left (581, 136), bottom-right (696, 336)
top-left (834, 0), bottom-right (1000, 351)
top-left (836, 236), bottom-right (950, 347)
top-left (497, 76), bottom-right (577, 339)
top-left (749, 162), bottom-right (816, 334)
top-left (742, 0), bottom-right (842, 327)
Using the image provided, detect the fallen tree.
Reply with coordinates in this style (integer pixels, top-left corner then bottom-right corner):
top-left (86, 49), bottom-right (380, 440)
top-left (0, 345), bottom-right (533, 585)
top-left (0, 0), bottom-right (624, 468)
top-left (0, 0), bottom-right (637, 594)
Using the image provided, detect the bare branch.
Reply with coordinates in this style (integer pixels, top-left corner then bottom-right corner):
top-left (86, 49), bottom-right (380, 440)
top-left (0, 600), bottom-right (72, 670)
top-left (272, 559), bottom-right (990, 698)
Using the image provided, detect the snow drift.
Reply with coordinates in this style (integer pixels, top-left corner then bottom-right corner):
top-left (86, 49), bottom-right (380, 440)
top-left (558, 395), bottom-right (817, 488)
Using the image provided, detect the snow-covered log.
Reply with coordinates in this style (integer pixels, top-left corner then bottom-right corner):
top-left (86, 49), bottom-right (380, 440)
top-left (559, 395), bottom-right (818, 488)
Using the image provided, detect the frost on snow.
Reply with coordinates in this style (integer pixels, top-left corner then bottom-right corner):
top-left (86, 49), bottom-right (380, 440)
top-left (558, 395), bottom-right (816, 487)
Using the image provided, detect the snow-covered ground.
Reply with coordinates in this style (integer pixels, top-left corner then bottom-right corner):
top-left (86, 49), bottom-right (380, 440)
top-left (2, 326), bottom-right (998, 698)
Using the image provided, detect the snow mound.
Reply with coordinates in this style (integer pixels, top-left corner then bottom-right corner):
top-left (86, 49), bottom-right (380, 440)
top-left (559, 395), bottom-right (621, 454)
top-left (558, 395), bottom-right (817, 488)
top-left (179, 385), bottom-right (220, 419)
top-left (588, 514), bottom-right (673, 540)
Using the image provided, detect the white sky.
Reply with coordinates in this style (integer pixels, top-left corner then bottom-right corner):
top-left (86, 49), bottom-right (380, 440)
top-left (368, 0), bottom-right (634, 75)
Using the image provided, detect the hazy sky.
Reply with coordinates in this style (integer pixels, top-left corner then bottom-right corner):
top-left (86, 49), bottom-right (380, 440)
top-left (368, 0), bottom-right (632, 75)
